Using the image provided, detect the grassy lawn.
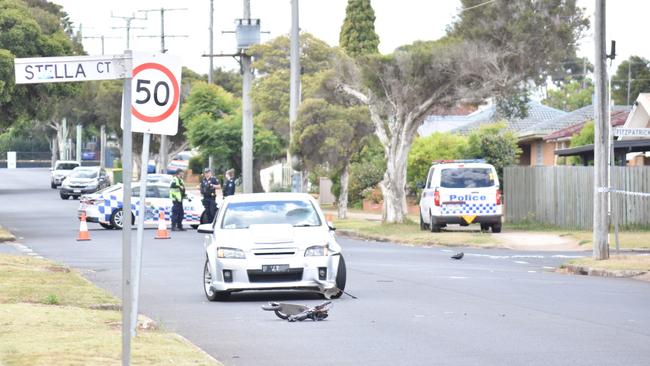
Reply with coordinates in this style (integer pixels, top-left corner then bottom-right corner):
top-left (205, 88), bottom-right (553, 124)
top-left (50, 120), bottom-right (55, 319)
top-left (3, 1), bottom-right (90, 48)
top-left (333, 218), bottom-right (500, 247)
top-left (0, 254), bottom-right (221, 366)
top-left (564, 255), bottom-right (650, 272)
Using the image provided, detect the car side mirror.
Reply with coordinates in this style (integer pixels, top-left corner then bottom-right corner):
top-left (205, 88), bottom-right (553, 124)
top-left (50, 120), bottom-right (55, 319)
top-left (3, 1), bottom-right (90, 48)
top-left (197, 223), bottom-right (213, 234)
top-left (327, 222), bottom-right (336, 231)
top-left (416, 182), bottom-right (425, 189)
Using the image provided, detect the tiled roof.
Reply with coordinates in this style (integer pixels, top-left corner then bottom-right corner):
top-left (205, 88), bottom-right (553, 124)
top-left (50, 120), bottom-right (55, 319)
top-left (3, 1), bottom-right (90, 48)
top-left (526, 104), bottom-right (631, 137)
top-left (450, 101), bottom-right (567, 135)
top-left (544, 109), bottom-right (631, 141)
top-left (417, 107), bottom-right (494, 136)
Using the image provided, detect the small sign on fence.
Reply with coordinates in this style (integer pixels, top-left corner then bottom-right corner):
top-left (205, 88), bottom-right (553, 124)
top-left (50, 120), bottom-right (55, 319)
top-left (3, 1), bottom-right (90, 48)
top-left (613, 128), bottom-right (650, 137)
top-left (7, 151), bottom-right (16, 169)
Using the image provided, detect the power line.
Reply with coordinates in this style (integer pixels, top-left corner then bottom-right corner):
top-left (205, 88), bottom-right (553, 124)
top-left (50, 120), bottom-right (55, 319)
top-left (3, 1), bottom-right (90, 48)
top-left (460, 0), bottom-right (496, 12)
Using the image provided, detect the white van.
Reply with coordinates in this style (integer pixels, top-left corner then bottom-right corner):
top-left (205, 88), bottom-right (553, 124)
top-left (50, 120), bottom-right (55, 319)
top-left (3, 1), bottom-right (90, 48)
top-left (419, 160), bottom-right (502, 233)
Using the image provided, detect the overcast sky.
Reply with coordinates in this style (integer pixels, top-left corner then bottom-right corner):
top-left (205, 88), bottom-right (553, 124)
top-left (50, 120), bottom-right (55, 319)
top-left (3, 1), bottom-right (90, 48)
top-left (52, 0), bottom-right (649, 76)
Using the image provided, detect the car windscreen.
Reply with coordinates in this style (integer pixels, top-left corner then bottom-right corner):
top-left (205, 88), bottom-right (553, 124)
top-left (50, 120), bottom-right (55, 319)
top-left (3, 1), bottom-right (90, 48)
top-left (69, 170), bottom-right (98, 179)
top-left (221, 200), bottom-right (322, 229)
top-left (440, 168), bottom-right (495, 188)
top-left (97, 185), bottom-right (121, 194)
top-left (56, 163), bottom-right (79, 170)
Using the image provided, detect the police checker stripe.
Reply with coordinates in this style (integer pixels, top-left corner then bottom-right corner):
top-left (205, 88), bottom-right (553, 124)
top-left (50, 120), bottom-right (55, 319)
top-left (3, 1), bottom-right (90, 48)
top-left (441, 203), bottom-right (498, 215)
top-left (97, 195), bottom-right (199, 223)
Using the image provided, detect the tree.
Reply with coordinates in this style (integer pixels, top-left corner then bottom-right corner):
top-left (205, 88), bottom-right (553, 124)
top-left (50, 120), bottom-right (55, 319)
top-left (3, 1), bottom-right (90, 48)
top-left (543, 79), bottom-right (594, 112)
top-left (465, 123), bottom-right (521, 180)
top-left (448, 0), bottom-right (589, 87)
top-left (338, 40), bottom-right (515, 223)
top-left (292, 99), bottom-right (373, 218)
top-left (407, 133), bottom-right (468, 191)
top-left (612, 56), bottom-right (650, 105)
top-left (339, 0), bottom-right (380, 57)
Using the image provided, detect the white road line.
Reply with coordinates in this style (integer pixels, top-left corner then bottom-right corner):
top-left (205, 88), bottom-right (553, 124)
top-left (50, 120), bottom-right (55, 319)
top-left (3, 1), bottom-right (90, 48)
top-left (513, 260), bottom-right (529, 264)
top-left (448, 276), bottom-right (468, 279)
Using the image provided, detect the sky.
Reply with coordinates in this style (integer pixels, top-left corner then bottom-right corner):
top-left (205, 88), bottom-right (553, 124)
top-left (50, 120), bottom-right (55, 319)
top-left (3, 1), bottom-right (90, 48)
top-left (52, 0), bottom-right (650, 77)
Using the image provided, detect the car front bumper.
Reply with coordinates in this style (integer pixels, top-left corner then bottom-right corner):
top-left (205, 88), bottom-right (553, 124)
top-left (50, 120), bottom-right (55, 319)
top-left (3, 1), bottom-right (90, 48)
top-left (61, 187), bottom-right (98, 196)
top-left (209, 254), bottom-right (342, 293)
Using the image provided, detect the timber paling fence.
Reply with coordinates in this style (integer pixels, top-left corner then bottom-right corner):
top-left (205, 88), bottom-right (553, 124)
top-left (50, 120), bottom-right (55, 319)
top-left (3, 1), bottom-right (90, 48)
top-left (504, 166), bottom-right (650, 230)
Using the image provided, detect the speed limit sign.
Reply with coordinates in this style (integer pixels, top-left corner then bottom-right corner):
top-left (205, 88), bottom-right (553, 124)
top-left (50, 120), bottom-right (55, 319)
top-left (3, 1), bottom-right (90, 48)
top-left (122, 52), bottom-right (182, 135)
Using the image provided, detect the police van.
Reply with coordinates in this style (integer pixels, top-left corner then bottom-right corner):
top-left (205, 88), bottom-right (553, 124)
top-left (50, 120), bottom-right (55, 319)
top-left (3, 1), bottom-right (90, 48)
top-left (419, 160), bottom-right (502, 233)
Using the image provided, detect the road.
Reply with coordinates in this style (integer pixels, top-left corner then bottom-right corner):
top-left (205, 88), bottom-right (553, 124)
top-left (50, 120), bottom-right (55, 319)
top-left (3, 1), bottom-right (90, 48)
top-left (2, 168), bottom-right (650, 366)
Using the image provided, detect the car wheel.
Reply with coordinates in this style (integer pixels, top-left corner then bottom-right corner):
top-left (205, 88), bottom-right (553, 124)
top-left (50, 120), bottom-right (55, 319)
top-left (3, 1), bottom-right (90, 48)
top-left (51, 182), bottom-right (56, 189)
top-left (100, 222), bottom-right (114, 230)
top-left (419, 214), bottom-right (429, 231)
top-left (430, 214), bottom-right (441, 232)
top-left (328, 255), bottom-right (347, 299)
top-left (491, 223), bottom-right (502, 233)
top-left (110, 209), bottom-right (134, 230)
top-left (480, 223), bottom-right (490, 233)
top-left (191, 224), bottom-right (199, 230)
top-left (203, 257), bottom-right (230, 301)
top-left (60, 193), bottom-right (69, 200)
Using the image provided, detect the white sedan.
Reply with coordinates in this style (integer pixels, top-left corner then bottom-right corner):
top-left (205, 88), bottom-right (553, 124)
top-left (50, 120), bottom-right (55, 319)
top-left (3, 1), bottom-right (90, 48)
top-left (78, 182), bottom-right (202, 230)
top-left (198, 193), bottom-right (346, 301)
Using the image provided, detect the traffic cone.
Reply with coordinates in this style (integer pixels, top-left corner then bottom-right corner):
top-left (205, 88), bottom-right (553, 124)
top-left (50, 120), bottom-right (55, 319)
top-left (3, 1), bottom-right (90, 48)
top-left (77, 211), bottom-right (91, 241)
top-left (155, 210), bottom-right (170, 239)
top-left (326, 213), bottom-right (334, 222)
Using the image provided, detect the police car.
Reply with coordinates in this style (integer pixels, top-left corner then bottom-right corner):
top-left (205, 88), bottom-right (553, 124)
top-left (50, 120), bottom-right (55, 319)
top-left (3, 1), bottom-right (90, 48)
top-left (419, 160), bottom-right (502, 233)
top-left (78, 182), bottom-right (202, 230)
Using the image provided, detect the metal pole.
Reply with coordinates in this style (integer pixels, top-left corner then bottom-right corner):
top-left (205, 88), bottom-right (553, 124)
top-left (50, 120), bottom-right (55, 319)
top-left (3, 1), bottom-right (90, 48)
top-left (159, 9), bottom-right (168, 174)
top-left (160, 9), bottom-right (165, 52)
top-left (241, 0), bottom-right (253, 193)
top-left (131, 132), bottom-right (150, 334)
top-left (126, 20), bottom-right (131, 49)
top-left (289, 0), bottom-right (300, 191)
top-left (76, 124), bottom-right (82, 163)
top-left (100, 125), bottom-right (106, 168)
top-left (627, 62), bottom-right (632, 105)
top-left (593, 0), bottom-right (609, 260)
top-left (101, 35), bottom-right (105, 56)
top-left (121, 50), bottom-right (134, 366)
top-left (208, 0), bottom-right (214, 84)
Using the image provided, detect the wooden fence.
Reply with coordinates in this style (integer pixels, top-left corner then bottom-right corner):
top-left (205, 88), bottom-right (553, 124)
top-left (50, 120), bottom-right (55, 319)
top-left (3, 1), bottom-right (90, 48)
top-left (504, 166), bottom-right (650, 229)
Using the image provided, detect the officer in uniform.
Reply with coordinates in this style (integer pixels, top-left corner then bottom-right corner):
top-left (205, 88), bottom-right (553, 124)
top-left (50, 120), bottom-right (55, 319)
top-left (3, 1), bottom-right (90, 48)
top-left (169, 169), bottom-right (186, 231)
top-left (223, 169), bottom-right (236, 197)
top-left (200, 168), bottom-right (221, 223)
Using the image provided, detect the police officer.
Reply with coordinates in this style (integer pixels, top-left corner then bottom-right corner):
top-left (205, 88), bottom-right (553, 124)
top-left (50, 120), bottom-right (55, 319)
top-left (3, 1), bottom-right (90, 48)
top-left (200, 168), bottom-right (221, 223)
top-left (223, 168), bottom-right (236, 197)
top-left (169, 169), bottom-right (186, 231)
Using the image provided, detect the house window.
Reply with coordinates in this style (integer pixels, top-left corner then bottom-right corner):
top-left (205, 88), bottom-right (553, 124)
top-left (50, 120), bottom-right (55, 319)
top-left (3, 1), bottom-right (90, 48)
top-left (536, 143), bottom-right (542, 165)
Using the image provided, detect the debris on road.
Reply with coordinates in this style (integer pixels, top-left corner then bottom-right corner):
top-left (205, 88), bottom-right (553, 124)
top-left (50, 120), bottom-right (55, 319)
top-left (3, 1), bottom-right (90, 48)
top-left (262, 301), bottom-right (332, 322)
top-left (451, 252), bottom-right (464, 260)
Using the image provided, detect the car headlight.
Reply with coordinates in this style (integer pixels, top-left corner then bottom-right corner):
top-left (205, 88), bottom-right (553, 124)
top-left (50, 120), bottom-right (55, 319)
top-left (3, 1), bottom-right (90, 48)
top-left (304, 245), bottom-right (328, 257)
top-left (61, 180), bottom-right (70, 187)
top-left (217, 247), bottom-right (245, 259)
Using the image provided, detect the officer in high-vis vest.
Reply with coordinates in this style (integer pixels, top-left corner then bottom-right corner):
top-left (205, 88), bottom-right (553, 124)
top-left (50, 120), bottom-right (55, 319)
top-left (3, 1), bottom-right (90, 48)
top-left (169, 169), bottom-right (186, 231)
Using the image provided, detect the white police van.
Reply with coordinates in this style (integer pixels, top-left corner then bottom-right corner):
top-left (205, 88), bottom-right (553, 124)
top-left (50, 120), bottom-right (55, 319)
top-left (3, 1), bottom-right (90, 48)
top-left (419, 160), bottom-right (502, 233)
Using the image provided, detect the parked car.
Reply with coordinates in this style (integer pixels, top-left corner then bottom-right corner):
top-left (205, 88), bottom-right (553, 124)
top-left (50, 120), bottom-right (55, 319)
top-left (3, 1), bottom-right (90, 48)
top-left (60, 166), bottom-right (111, 200)
top-left (419, 160), bottom-right (502, 233)
top-left (146, 173), bottom-right (173, 185)
top-left (50, 160), bottom-right (80, 188)
top-left (166, 151), bottom-right (195, 174)
top-left (198, 192), bottom-right (346, 301)
top-left (78, 182), bottom-right (201, 230)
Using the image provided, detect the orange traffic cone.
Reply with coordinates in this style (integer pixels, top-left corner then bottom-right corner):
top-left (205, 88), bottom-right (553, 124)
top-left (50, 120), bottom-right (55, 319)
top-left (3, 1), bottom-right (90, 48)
top-left (77, 211), bottom-right (91, 241)
top-left (155, 210), bottom-right (170, 239)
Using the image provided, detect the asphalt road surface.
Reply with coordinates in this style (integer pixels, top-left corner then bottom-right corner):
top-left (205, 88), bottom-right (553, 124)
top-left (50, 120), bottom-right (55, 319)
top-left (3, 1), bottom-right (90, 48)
top-left (2, 168), bottom-right (650, 366)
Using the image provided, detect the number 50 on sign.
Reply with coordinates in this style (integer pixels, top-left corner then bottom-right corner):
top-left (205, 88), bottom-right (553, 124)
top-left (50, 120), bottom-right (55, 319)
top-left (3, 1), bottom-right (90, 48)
top-left (122, 52), bottom-right (182, 136)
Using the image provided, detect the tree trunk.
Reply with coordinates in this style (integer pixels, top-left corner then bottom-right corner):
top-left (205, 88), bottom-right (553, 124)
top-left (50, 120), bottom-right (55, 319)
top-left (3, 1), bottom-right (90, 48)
top-left (337, 161), bottom-right (350, 219)
top-left (49, 136), bottom-right (58, 167)
top-left (253, 160), bottom-right (264, 193)
top-left (380, 147), bottom-right (409, 223)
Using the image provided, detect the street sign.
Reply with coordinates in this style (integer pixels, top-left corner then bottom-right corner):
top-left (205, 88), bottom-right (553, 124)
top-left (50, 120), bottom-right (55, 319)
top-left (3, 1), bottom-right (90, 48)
top-left (14, 55), bottom-right (130, 84)
top-left (613, 127), bottom-right (650, 137)
top-left (123, 52), bottom-right (182, 136)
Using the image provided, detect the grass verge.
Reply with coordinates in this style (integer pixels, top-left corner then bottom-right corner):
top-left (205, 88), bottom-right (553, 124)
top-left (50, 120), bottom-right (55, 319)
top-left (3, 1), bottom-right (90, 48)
top-left (0, 254), bottom-right (221, 366)
top-left (0, 225), bottom-right (15, 242)
top-left (563, 255), bottom-right (650, 272)
top-left (333, 218), bottom-right (499, 247)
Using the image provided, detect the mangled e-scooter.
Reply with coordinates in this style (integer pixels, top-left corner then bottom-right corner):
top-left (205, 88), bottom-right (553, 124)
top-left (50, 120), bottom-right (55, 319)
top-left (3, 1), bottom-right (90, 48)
top-left (262, 301), bottom-right (331, 322)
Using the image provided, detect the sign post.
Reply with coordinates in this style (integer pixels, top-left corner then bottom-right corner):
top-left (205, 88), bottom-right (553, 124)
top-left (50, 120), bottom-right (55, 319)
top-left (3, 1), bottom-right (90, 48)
top-left (123, 52), bottom-right (181, 335)
top-left (14, 50), bottom-right (180, 366)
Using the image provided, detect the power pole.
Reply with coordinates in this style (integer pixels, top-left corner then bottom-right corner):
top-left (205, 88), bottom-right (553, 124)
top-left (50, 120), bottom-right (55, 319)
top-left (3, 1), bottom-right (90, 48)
top-left (137, 8), bottom-right (188, 174)
top-left (626, 62), bottom-right (632, 105)
top-left (593, 0), bottom-right (609, 260)
top-left (111, 12), bottom-right (147, 49)
top-left (241, 0), bottom-right (254, 193)
top-left (208, 0), bottom-right (214, 84)
top-left (289, 0), bottom-right (301, 191)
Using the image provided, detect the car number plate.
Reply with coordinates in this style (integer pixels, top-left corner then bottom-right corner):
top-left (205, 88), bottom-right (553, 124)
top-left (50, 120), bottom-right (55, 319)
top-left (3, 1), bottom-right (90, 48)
top-left (73, 189), bottom-right (81, 193)
top-left (444, 203), bottom-right (463, 210)
top-left (262, 264), bottom-right (289, 273)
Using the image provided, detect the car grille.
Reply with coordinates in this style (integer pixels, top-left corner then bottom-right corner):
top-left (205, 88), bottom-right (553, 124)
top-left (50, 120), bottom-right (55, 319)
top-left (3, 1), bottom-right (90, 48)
top-left (252, 248), bottom-right (297, 258)
top-left (247, 268), bottom-right (303, 283)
